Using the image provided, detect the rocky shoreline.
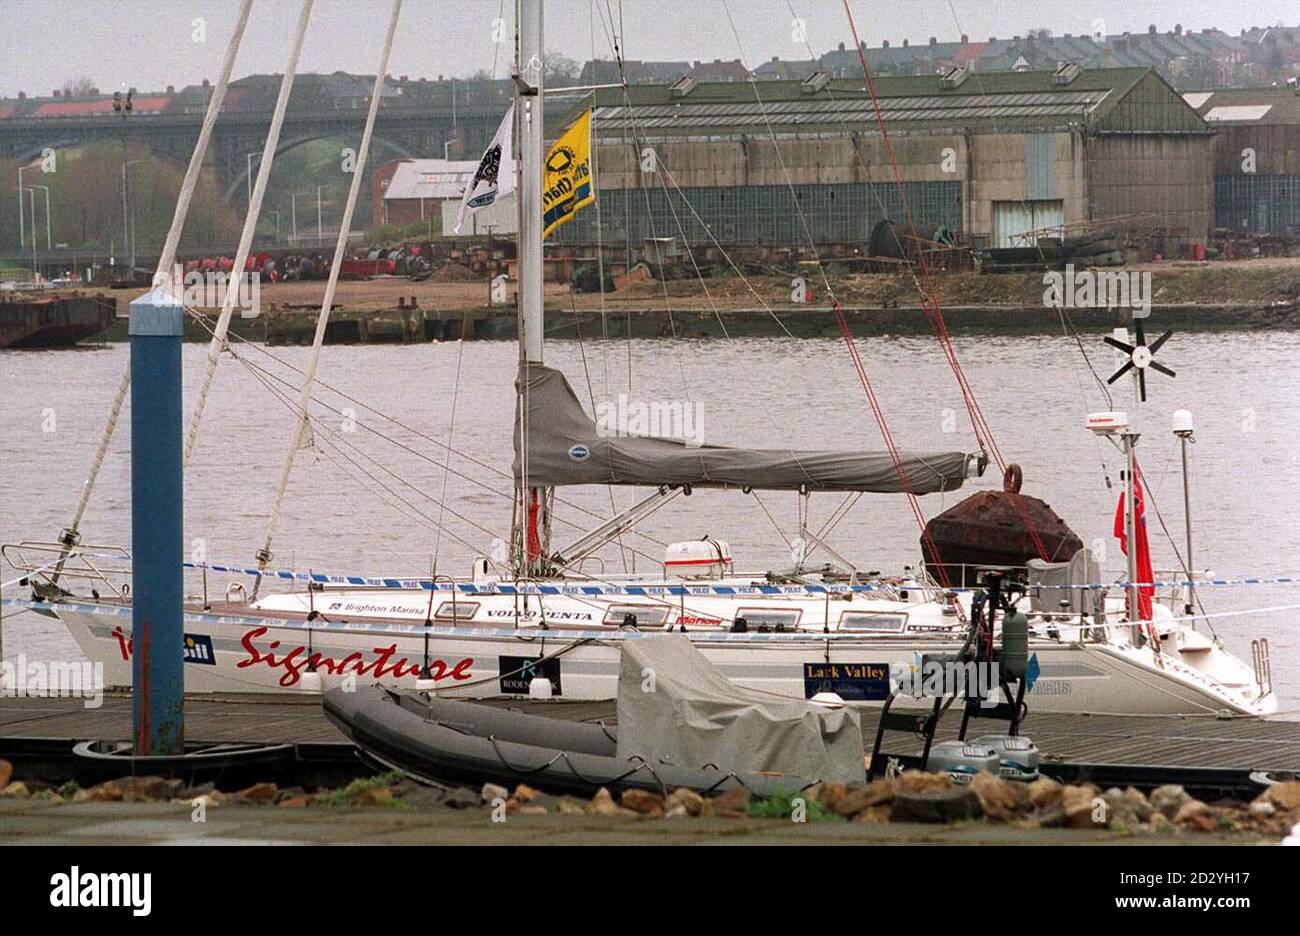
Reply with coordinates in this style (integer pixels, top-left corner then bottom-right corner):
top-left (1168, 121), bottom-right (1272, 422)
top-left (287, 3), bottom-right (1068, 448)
top-left (4, 758), bottom-right (1296, 843)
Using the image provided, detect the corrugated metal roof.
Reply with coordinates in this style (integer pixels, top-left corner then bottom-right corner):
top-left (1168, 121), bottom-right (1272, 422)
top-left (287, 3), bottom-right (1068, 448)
top-left (581, 67), bottom-right (1209, 136)
top-left (383, 159), bottom-right (484, 201)
top-left (1185, 87), bottom-right (1300, 125)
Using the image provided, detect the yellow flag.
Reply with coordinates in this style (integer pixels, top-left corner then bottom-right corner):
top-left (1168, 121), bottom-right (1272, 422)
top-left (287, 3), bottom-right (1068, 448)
top-left (542, 110), bottom-right (594, 239)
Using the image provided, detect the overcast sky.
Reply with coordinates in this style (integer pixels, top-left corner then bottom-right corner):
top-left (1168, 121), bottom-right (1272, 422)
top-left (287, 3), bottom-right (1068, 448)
top-left (1, 0), bottom-right (1295, 98)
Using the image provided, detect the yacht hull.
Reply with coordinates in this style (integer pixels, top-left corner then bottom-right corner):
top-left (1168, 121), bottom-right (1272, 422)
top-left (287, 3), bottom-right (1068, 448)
top-left (46, 597), bottom-right (1275, 717)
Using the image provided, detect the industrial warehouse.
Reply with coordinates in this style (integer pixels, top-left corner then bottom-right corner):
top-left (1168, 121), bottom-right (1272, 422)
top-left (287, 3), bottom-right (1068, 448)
top-left (373, 63), bottom-right (1300, 266)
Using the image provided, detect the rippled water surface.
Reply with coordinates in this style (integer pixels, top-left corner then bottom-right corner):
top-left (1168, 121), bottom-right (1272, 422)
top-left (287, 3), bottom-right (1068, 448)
top-left (3, 329), bottom-right (1298, 709)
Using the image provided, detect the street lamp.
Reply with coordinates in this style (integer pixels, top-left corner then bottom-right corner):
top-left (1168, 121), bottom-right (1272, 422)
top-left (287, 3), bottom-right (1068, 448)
top-left (16, 164), bottom-right (34, 249)
top-left (21, 186), bottom-right (37, 280)
top-left (122, 159), bottom-right (147, 273)
top-left (30, 184), bottom-right (52, 250)
top-left (114, 89), bottom-right (134, 275)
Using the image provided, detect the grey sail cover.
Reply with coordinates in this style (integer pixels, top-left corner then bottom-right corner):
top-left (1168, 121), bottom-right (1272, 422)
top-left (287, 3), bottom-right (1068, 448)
top-left (513, 363), bottom-right (979, 493)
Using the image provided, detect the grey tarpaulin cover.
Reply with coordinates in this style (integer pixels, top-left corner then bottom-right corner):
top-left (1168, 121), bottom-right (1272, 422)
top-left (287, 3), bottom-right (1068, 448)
top-left (513, 363), bottom-right (979, 493)
top-left (615, 635), bottom-right (866, 784)
top-left (1028, 548), bottom-right (1101, 614)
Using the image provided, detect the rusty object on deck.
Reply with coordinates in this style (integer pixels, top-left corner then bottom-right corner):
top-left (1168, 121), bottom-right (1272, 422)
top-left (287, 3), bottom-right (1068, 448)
top-left (921, 464), bottom-right (1082, 583)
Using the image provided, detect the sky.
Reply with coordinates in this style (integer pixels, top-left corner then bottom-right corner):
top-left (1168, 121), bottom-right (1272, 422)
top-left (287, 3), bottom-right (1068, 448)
top-left (1, 0), bottom-right (1296, 99)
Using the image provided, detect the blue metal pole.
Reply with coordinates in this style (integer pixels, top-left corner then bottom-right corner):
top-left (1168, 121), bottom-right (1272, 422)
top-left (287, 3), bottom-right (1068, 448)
top-left (129, 289), bottom-right (185, 755)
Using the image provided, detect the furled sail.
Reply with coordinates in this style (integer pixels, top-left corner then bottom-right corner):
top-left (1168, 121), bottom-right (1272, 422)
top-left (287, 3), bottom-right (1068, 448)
top-left (513, 364), bottom-right (983, 494)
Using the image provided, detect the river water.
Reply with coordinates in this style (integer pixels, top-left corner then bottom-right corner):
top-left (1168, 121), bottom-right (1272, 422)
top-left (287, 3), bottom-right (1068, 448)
top-left (2, 330), bottom-right (1298, 710)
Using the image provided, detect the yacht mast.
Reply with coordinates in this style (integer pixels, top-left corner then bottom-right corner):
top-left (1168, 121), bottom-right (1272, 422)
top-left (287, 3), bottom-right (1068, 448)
top-left (515, 0), bottom-right (550, 576)
top-left (518, 0), bottom-right (545, 365)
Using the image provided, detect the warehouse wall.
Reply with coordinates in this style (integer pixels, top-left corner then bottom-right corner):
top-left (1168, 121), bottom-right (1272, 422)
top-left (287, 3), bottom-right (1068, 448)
top-left (966, 131), bottom-right (1088, 245)
top-left (1210, 124), bottom-right (1300, 234)
top-left (1087, 134), bottom-right (1214, 243)
top-left (552, 133), bottom-right (966, 246)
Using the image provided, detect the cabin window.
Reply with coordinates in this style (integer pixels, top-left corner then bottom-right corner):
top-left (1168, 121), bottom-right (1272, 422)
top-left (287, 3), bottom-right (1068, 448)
top-left (434, 601), bottom-right (479, 621)
top-left (735, 608), bottom-right (802, 629)
top-left (839, 611), bottom-right (907, 633)
top-left (602, 604), bottom-right (671, 627)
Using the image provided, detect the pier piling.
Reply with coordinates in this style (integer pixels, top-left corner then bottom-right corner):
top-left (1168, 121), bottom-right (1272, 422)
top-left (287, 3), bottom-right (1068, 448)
top-left (128, 288), bottom-right (186, 755)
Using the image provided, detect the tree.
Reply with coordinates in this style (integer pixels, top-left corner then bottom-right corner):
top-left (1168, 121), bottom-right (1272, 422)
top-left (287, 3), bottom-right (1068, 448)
top-left (545, 53), bottom-right (580, 85)
top-left (61, 76), bottom-right (97, 98)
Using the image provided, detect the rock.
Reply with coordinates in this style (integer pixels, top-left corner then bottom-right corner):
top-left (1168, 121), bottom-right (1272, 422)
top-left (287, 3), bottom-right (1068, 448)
top-left (557, 796), bottom-right (587, 816)
top-left (970, 773), bottom-right (1029, 823)
top-left (440, 787), bottom-right (480, 810)
top-left (808, 782), bottom-right (848, 810)
top-left (1150, 784), bottom-right (1191, 819)
top-left (32, 789), bottom-right (64, 804)
top-left (1122, 787), bottom-right (1154, 822)
top-left (712, 787), bottom-right (751, 817)
top-left (237, 782), bottom-right (278, 803)
top-left (512, 783), bottom-right (540, 803)
top-left (1173, 799), bottom-right (1215, 831)
top-left (890, 787), bottom-right (983, 824)
top-left (278, 796), bottom-right (310, 808)
top-left (274, 786), bottom-right (307, 805)
top-left (519, 804), bottom-right (548, 816)
top-left (1148, 812), bottom-right (1173, 833)
top-left (121, 776), bottom-right (180, 802)
top-left (72, 781), bottom-right (124, 803)
top-left (833, 779), bottom-right (897, 817)
top-left (180, 782), bottom-right (215, 800)
top-left (0, 782), bottom-right (31, 800)
top-left (665, 788), bottom-right (705, 817)
top-left (1026, 777), bottom-right (1063, 810)
top-left (481, 782), bottom-right (509, 805)
top-left (664, 804), bottom-right (689, 819)
top-left (853, 804), bottom-right (892, 824)
top-left (0, 760), bottom-right (12, 789)
top-left (1101, 786), bottom-right (1151, 829)
top-left (896, 771), bottom-right (953, 794)
top-left (1264, 781), bottom-right (1300, 812)
top-left (190, 793), bottom-right (222, 811)
top-left (1061, 784), bottom-right (1104, 829)
top-left (1249, 799), bottom-right (1276, 818)
top-left (620, 788), bottom-right (665, 817)
top-left (586, 787), bottom-right (620, 816)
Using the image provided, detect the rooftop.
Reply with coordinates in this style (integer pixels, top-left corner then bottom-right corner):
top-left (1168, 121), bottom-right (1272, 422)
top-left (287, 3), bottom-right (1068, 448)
top-left (588, 67), bottom-right (1204, 136)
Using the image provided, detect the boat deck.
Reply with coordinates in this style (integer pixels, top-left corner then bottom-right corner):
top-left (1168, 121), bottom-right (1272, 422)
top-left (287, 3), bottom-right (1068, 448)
top-left (1, 692), bottom-right (1297, 795)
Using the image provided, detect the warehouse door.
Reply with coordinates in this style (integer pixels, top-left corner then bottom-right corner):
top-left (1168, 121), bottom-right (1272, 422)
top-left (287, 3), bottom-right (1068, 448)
top-left (992, 199), bottom-right (1064, 248)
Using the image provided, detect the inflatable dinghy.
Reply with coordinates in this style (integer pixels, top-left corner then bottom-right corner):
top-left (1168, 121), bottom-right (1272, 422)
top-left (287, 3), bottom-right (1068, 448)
top-left (323, 685), bottom-right (808, 798)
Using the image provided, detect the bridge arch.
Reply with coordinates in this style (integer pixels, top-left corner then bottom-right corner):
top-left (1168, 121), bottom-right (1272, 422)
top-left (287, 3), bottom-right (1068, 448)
top-left (220, 131), bottom-right (421, 204)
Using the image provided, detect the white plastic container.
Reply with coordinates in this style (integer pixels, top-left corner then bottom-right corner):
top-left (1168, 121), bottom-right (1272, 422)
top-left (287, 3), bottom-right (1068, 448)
top-left (663, 539), bottom-right (733, 579)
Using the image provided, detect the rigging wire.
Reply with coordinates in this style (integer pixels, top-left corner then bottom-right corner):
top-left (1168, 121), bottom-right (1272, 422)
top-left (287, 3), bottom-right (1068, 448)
top-left (255, 0), bottom-right (405, 599)
top-left (55, 0), bottom-right (254, 554)
top-left (185, 0), bottom-right (315, 466)
top-left (719, 0), bottom-right (953, 585)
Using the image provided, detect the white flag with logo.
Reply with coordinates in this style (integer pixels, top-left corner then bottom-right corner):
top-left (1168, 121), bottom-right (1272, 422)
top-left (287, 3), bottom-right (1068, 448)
top-left (455, 104), bottom-right (514, 234)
